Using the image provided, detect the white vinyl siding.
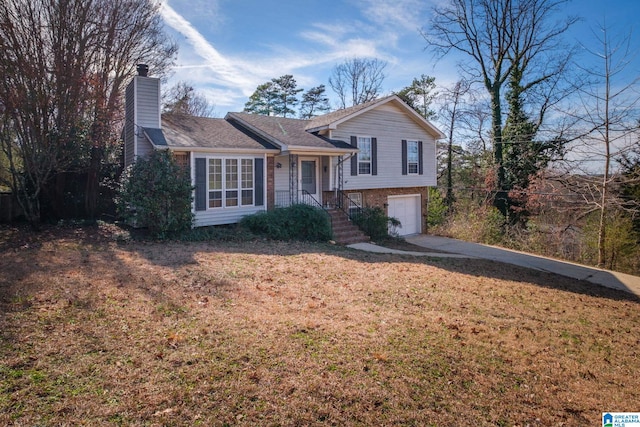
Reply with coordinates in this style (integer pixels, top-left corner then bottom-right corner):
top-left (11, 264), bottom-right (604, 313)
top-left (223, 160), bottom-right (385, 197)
top-left (274, 155), bottom-right (290, 193)
top-left (329, 104), bottom-right (436, 190)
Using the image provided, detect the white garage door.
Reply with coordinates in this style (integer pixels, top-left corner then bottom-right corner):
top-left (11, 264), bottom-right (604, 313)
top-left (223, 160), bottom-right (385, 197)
top-left (387, 195), bottom-right (421, 236)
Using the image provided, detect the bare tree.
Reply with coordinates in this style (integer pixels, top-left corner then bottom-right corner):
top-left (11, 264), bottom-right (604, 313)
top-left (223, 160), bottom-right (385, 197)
top-left (0, 0), bottom-right (176, 225)
top-left (438, 80), bottom-right (472, 210)
top-left (423, 0), bottom-right (578, 210)
top-left (82, 0), bottom-right (177, 219)
top-left (329, 57), bottom-right (387, 108)
top-left (163, 82), bottom-right (217, 117)
top-left (559, 25), bottom-right (640, 267)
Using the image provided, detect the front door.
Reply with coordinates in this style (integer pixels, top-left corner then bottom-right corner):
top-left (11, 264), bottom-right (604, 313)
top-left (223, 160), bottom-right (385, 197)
top-left (300, 158), bottom-right (320, 204)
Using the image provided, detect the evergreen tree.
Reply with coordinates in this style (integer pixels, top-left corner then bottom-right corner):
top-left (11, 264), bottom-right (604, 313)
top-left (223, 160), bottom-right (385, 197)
top-left (502, 64), bottom-right (564, 224)
top-left (271, 75), bottom-right (302, 118)
top-left (299, 85), bottom-right (331, 119)
top-left (244, 75), bottom-right (302, 117)
top-left (396, 75), bottom-right (437, 120)
top-left (244, 82), bottom-right (277, 116)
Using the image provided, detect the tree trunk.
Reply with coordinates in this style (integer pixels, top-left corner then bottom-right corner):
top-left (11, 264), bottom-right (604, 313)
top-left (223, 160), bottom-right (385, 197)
top-left (491, 86), bottom-right (507, 215)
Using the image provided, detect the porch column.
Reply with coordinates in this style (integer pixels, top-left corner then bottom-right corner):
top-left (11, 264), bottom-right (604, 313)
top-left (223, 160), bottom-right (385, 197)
top-left (289, 154), bottom-right (298, 204)
top-left (267, 156), bottom-right (275, 210)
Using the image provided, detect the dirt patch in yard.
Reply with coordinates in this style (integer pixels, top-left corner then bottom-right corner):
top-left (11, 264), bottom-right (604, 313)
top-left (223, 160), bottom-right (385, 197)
top-left (1, 224), bottom-right (638, 426)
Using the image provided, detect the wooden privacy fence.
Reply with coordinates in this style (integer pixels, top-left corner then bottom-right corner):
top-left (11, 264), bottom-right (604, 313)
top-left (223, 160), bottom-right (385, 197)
top-left (0, 192), bottom-right (21, 222)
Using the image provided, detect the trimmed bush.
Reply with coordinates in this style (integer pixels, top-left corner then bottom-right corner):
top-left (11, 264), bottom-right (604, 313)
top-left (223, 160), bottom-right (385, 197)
top-left (240, 204), bottom-right (332, 242)
top-left (115, 150), bottom-right (193, 239)
top-left (351, 206), bottom-right (400, 240)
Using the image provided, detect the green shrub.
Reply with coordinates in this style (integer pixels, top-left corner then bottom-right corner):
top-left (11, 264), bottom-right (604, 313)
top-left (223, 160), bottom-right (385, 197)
top-left (115, 150), bottom-right (193, 239)
top-left (240, 204), bottom-right (332, 242)
top-left (178, 224), bottom-right (257, 242)
top-left (351, 206), bottom-right (400, 240)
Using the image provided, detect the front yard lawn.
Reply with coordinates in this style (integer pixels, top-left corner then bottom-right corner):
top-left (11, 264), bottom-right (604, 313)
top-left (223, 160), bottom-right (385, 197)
top-left (1, 224), bottom-right (638, 426)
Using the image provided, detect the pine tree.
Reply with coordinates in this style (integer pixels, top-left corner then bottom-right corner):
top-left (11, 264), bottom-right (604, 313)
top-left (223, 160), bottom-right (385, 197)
top-left (244, 82), bottom-right (277, 115)
top-left (299, 85), bottom-right (331, 119)
top-left (396, 75), bottom-right (437, 120)
top-left (271, 75), bottom-right (302, 117)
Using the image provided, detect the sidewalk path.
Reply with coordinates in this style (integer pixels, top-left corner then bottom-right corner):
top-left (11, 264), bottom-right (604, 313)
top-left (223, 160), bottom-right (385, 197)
top-left (349, 235), bottom-right (640, 298)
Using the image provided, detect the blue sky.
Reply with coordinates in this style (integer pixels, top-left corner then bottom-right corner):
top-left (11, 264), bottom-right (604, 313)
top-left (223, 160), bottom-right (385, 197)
top-left (159, 0), bottom-right (640, 119)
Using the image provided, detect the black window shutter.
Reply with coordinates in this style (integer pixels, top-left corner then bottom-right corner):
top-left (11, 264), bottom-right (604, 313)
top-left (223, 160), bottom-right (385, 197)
top-left (371, 137), bottom-right (377, 176)
top-left (254, 158), bottom-right (264, 206)
top-left (350, 136), bottom-right (358, 176)
top-left (401, 140), bottom-right (408, 175)
top-left (195, 158), bottom-right (206, 211)
top-left (418, 140), bottom-right (424, 175)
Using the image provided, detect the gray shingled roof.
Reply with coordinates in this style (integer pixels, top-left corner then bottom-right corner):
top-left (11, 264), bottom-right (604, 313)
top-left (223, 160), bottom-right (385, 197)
top-left (160, 114), bottom-right (278, 151)
top-left (227, 112), bottom-right (355, 151)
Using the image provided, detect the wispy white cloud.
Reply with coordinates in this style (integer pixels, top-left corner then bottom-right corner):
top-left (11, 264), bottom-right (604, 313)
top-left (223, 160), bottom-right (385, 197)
top-left (159, 0), bottom-right (438, 112)
top-left (159, 2), bottom-right (254, 88)
top-left (358, 0), bottom-right (428, 31)
top-left (160, 1), bottom-right (348, 109)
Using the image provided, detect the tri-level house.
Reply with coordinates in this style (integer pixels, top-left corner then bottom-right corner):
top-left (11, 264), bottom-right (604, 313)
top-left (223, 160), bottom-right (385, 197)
top-left (124, 65), bottom-right (444, 241)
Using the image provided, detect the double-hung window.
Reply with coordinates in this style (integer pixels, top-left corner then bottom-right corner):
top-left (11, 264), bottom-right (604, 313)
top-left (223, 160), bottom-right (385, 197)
top-left (358, 137), bottom-right (372, 175)
top-left (407, 140), bottom-right (419, 174)
top-left (241, 159), bottom-right (254, 205)
top-left (208, 159), bottom-right (223, 208)
top-left (208, 157), bottom-right (254, 208)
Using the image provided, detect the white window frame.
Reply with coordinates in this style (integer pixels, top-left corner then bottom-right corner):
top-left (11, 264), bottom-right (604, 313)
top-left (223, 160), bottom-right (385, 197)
top-left (348, 192), bottom-right (362, 217)
top-left (407, 140), bottom-right (419, 175)
top-left (357, 136), bottom-right (372, 175)
top-left (208, 157), bottom-right (254, 209)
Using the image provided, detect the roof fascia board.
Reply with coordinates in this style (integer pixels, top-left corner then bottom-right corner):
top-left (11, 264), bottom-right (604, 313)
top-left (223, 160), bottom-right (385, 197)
top-left (167, 146), bottom-right (279, 154)
top-left (284, 146), bottom-right (358, 156)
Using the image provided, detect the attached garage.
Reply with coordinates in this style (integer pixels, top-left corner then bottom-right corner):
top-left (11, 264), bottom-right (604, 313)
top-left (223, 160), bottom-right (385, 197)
top-left (387, 194), bottom-right (421, 236)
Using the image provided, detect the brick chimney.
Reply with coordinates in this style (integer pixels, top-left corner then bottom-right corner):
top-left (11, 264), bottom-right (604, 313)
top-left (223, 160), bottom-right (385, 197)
top-left (124, 64), bottom-right (161, 166)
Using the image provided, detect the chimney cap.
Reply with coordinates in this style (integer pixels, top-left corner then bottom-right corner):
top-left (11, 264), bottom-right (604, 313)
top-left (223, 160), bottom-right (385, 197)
top-left (136, 64), bottom-right (149, 77)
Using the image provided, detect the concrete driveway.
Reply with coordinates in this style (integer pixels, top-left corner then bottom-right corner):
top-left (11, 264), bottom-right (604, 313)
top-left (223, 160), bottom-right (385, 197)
top-left (348, 235), bottom-right (640, 298)
top-left (405, 235), bottom-right (640, 298)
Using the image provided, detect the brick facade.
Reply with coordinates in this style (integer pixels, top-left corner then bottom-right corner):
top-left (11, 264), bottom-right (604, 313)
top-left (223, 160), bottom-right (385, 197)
top-left (324, 186), bottom-right (429, 233)
top-left (267, 156), bottom-right (275, 210)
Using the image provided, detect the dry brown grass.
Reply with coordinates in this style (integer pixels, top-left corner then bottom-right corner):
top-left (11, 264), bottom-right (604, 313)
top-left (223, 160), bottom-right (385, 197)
top-left (1, 224), bottom-right (639, 426)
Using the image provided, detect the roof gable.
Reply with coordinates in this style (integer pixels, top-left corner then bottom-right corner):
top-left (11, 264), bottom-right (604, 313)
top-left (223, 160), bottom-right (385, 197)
top-left (305, 95), bottom-right (445, 139)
